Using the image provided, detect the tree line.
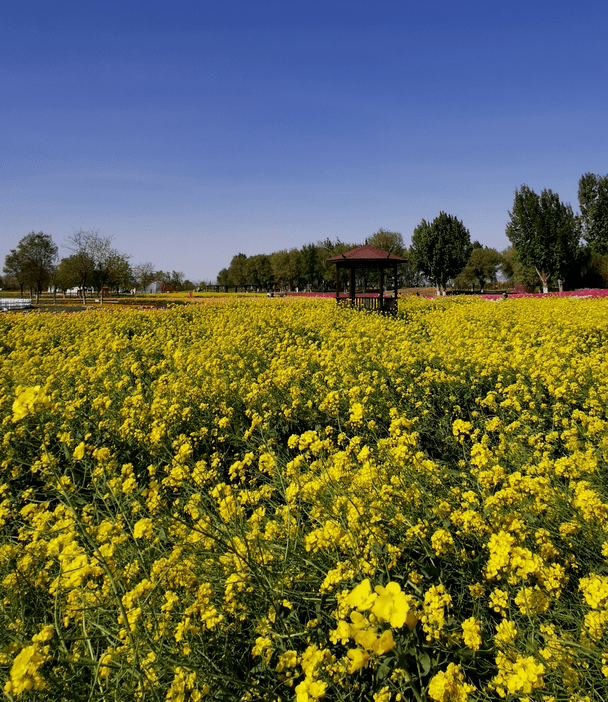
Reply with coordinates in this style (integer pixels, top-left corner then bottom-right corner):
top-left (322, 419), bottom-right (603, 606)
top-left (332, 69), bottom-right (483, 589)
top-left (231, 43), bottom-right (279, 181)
top-left (4, 172), bottom-right (607, 299)
top-left (218, 171), bottom-right (608, 295)
top-left (2, 229), bottom-right (196, 301)
top-left (217, 231), bottom-right (425, 292)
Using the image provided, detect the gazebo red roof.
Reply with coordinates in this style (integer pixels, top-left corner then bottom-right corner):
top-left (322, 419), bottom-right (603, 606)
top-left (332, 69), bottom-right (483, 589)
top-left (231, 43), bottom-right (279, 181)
top-left (327, 244), bottom-right (407, 264)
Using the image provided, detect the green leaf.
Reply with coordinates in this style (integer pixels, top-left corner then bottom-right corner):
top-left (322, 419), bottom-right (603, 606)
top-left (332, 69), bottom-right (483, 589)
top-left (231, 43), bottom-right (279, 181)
top-left (418, 653), bottom-right (431, 676)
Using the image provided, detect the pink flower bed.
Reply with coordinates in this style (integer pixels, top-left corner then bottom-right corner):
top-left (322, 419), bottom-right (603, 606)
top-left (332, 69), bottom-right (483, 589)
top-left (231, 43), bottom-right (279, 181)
top-left (286, 289), bottom-right (608, 300)
top-left (482, 289), bottom-right (608, 300)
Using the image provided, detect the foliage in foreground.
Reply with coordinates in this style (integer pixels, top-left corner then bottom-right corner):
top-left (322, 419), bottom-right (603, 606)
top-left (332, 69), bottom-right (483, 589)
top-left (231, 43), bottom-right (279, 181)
top-left (1, 296), bottom-right (608, 701)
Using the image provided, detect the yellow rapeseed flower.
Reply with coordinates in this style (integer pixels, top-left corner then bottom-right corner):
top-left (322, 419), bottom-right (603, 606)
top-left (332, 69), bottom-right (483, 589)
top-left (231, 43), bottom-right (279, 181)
top-left (12, 385), bottom-right (51, 422)
top-left (428, 663), bottom-right (475, 702)
top-left (461, 617), bottom-right (482, 650)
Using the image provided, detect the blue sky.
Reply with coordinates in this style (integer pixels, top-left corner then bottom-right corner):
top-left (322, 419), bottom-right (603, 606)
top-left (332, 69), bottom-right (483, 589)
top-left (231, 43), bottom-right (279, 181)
top-left (2, 0), bottom-right (608, 282)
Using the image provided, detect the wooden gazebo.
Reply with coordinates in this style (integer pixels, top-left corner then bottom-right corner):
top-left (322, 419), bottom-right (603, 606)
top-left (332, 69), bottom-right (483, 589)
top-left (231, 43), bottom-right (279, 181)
top-left (327, 245), bottom-right (407, 313)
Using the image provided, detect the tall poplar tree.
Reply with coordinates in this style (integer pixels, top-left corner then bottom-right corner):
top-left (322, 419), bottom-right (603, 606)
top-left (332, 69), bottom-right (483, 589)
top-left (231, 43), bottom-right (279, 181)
top-left (578, 172), bottom-right (608, 254)
top-left (506, 185), bottom-right (580, 293)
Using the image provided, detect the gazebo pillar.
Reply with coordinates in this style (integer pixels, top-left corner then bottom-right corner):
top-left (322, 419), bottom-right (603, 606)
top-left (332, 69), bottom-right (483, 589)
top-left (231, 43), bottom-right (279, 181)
top-left (335, 265), bottom-right (340, 302)
top-left (349, 266), bottom-right (356, 305)
top-left (379, 267), bottom-right (384, 312)
top-left (393, 263), bottom-right (398, 300)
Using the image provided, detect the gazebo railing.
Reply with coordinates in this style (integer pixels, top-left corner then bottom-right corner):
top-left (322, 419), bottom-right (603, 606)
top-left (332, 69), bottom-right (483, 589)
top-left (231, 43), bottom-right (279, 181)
top-left (337, 296), bottom-right (398, 314)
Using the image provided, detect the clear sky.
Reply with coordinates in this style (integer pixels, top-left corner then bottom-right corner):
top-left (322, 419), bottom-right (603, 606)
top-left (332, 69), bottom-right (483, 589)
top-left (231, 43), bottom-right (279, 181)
top-left (2, 0), bottom-right (608, 282)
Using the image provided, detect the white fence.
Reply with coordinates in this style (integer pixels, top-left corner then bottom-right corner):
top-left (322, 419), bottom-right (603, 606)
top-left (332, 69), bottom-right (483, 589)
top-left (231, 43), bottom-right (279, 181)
top-left (0, 298), bottom-right (32, 310)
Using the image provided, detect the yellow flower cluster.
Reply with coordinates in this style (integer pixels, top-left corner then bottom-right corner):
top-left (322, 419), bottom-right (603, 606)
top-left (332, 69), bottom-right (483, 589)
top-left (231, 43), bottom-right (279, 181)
top-left (3, 626), bottom-right (53, 695)
top-left (11, 385), bottom-right (52, 422)
top-left (428, 663), bottom-right (476, 702)
top-left (330, 579), bottom-right (418, 673)
top-left (1, 295), bottom-right (608, 699)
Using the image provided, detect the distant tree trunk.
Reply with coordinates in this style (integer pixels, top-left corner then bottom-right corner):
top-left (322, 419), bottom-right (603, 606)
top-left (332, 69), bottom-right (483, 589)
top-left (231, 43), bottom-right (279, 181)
top-left (536, 268), bottom-right (549, 293)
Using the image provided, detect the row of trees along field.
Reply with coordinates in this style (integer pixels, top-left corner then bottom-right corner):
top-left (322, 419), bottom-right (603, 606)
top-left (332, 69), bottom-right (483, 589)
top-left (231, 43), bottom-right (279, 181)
top-left (3, 173), bottom-right (607, 298)
top-left (1, 229), bottom-right (196, 301)
top-left (217, 231), bottom-right (426, 292)
top-left (218, 172), bottom-right (608, 294)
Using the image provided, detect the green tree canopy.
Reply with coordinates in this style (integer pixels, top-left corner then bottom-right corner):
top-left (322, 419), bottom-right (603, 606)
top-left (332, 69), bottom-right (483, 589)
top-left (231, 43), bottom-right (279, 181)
top-left (217, 268), bottom-right (229, 286)
top-left (506, 185), bottom-right (580, 292)
top-left (410, 212), bottom-right (472, 295)
top-left (246, 254), bottom-right (273, 289)
top-left (463, 246), bottom-right (503, 292)
top-left (365, 229), bottom-right (406, 257)
top-left (500, 246), bottom-right (539, 291)
top-left (578, 172), bottom-right (608, 254)
top-left (55, 252), bottom-right (96, 301)
top-left (3, 248), bottom-right (28, 295)
top-left (224, 253), bottom-right (249, 286)
top-left (300, 244), bottom-right (323, 290)
top-left (213, 237), bottom-right (362, 291)
top-left (270, 249), bottom-right (302, 289)
top-left (3, 231), bottom-right (58, 299)
top-left (105, 252), bottom-right (133, 292)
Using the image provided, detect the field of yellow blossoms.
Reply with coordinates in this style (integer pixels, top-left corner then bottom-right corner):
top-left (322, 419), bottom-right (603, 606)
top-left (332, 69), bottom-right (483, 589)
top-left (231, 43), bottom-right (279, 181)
top-left (1, 295), bottom-right (608, 701)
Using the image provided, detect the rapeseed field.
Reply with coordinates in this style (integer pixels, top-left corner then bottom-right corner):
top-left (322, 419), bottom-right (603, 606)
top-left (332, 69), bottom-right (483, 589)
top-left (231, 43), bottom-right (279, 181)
top-left (1, 296), bottom-right (608, 701)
